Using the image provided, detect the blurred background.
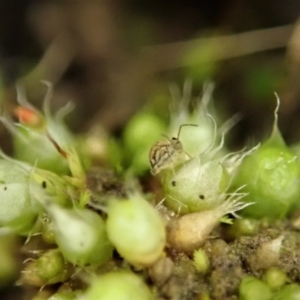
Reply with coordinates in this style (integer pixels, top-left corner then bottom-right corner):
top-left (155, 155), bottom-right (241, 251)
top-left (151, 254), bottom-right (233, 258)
top-left (1, 0), bottom-right (300, 147)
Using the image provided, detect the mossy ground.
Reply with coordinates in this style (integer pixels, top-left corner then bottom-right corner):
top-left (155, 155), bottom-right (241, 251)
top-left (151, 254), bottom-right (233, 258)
top-left (8, 166), bottom-right (300, 300)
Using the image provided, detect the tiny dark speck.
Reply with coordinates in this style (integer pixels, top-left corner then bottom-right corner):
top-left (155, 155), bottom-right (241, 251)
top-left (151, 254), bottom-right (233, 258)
top-left (4, 186), bottom-right (7, 190)
top-left (42, 181), bottom-right (47, 189)
top-left (171, 180), bottom-right (176, 187)
top-left (199, 194), bottom-right (205, 200)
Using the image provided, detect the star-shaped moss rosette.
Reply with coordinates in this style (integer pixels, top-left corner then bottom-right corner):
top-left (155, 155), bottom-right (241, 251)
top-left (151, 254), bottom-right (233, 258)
top-left (232, 95), bottom-right (300, 219)
top-left (1, 81), bottom-right (86, 189)
top-left (157, 82), bottom-right (258, 215)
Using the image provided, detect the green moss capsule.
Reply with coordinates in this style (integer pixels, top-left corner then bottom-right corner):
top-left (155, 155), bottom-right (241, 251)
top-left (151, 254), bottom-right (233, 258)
top-left (162, 156), bottom-right (227, 214)
top-left (0, 159), bottom-right (41, 233)
top-left (20, 249), bottom-right (72, 286)
top-left (0, 148), bottom-right (75, 234)
top-left (233, 98), bottom-right (300, 219)
top-left (157, 85), bottom-right (257, 215)
top-left (148, 256), bottom-right (174, 285)
top-left (264, 267), bottom-right (287, 290)
top-left (226, 218), bottom-right (259, 239)
top-left (0, 117), bottom-right (81, 234)
top-left (272, 284), bottom-right (300, 300)
top-left (106, 195), bottom-right (166, 267)
top-left (13, 125), bottom-right (70, 174)
top-left (84, 272), bottom-right (153, 300)
top-left (48, 204), bottom-right (113, 266)
top-left (161, 143), bottom-right (256, 215)
top-left (234, 138), bottom-right (300, 218)
top-left (0, 150), bottom-right (76, 234)
top-left (239, 276), bottom-right (272, 300)
top-left (35, 249), bottom-right (73, 285)
top-left (193, 249), bottom-right (210, 273)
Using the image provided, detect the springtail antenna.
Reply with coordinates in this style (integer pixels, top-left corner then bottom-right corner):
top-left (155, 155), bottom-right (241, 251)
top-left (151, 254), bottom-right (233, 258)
top-left (176, 124), bottom-right (198, 139)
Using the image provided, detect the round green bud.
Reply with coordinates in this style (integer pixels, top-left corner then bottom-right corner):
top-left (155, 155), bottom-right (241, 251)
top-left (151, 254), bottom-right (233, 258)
top-left (84, 272), bottom-right (153, 300)
top-left (35, 249), bottom-right (72, 284)
top-left (226, 218), bottom-right (259, 239)
top-left (233, 132), bottom-right (300, 219)
top-left (239, 276), bottom-right (272, 300)
top-left (123, 111), bottom-right (166, 174)
top-left (21, 249), bottom-right (72, 287)
top-left (106, 195), bottom-right (166, 267)
top-left (49, 205), bottom-right (113, 266)
top-left (123, 112), bottom-right (166, 155)
top-left (264, 267), bottom-right (287, 290)
top-left (193, 249), bottom-right (210, 273)
top-left (272, 284), bottom-right (300, 300)
top-left (148, 256), bottom-right (174, 285)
